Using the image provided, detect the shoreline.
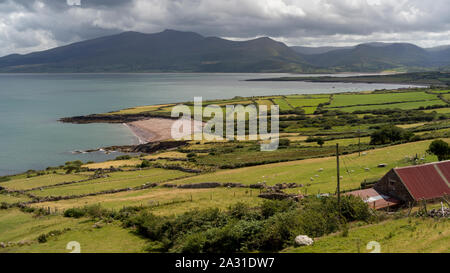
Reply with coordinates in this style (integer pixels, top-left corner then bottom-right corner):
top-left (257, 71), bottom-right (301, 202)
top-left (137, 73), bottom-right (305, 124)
top-left (123, 117), bottom-right (203, 144)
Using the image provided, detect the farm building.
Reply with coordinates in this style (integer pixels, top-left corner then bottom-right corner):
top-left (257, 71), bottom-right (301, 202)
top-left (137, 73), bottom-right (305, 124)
top-left (374, 160), bottom-right (450, 204)
top-left (345, 188), bottom-right (401, 210)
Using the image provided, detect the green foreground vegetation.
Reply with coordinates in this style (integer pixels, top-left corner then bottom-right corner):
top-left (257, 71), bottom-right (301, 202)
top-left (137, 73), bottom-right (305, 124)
top-left (1, 87), bottom-right (449, 253)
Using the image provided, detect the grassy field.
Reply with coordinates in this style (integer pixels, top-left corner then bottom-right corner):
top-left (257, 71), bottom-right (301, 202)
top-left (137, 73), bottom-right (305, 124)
top-left (284, 217), bottom-right (449, 253)
top-left (83, 158), bottom-right (142, 169)
top-left (327, 92), bottom-right (440, 108)
top-left (285, 97), bottom-right (329, 107)
top-left (0, 209), bottom-right (148, 253)
top-left (273, 98), bottom-right (293, 111)
top-left (335, 100), bottom-right (446, 112)
top-left (1, 173), bottom-right (91, 191)
top-left (32, 187), bottom-right (262, 216)
top-left (0, 209), bottom-right (80, 243)
top-left (28, 169), bottom-right (193, 198)
top-left (169, 140), bottom-right (441, 193)
top-left (0, 193), bottom-right (32, 204)
top-left (2, 88), bottom-right (450, 253)
top-left (424, 107), bottom-right (450, 114)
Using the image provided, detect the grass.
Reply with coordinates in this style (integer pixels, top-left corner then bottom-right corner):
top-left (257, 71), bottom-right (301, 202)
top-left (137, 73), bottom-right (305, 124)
top-left (83, 159), bottom-right (142, 169)
top-left (4, 223), bottom-right (148, 253)
top-left (273, 98), bottom-right (293, 111)
top-left (285, 98), bottom-right (329, 107)
top-left (106, 104), bottom-right (174, 115)
top-left (0, 193), bottom-right (32, 204)
top-left (0, 209), bottom-right (80, 243)
top-left (28, 169), bottom-right (193, 198)
top-left (255, 99), bottom-right (273, 107)
top-left (303, 137), bottom-right (371, 147)
top-left (142, 151), bottom-right (188, 160)
top-left (283, 217), bottom-right (449, 253)
top-left (327, 92), bottom-right (439, 108)
top-left (430, 90), bottom-right (450, 94)
top-left (1, 173), bottom-right (91, 191)
top-left (0, 208), bottom-right (148, 253)
top-left (172, 140), bottom-right (442, 194)
top-left (335, 100), bottom-right (446, 112)
top-left (32, 187), bottom-right (262, 216)
top-left (424, 108), bottom-right (450, 114)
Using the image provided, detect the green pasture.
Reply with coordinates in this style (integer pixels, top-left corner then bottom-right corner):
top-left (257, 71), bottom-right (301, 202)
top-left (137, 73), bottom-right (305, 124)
top-left (172, 140), bottom-right (440, 194)
top-left (28, 169), bottom-right (193, 198)
top-left (1, 173), bottom-right (91, 191)
top-left (335, 100), bottom-right (447, 112)
top-left (327, 92), bottom-right (440, 108)
top-left (284, 217), bottom-right (449, 253)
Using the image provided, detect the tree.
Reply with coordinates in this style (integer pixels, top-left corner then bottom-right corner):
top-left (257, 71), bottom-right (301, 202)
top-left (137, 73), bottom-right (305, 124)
top-left (370, 125), bottom-right (413, 145)
top-left (427, 140), bottom-right (450, 161)
top-left (279, 138), bottom-right (291, 147)
top-left (64, 160), bottom-right (83, 174)
top-left (316, 138), bottom-right (325, 147)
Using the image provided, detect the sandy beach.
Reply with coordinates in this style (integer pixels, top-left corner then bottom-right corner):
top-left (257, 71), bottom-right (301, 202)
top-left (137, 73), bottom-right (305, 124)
top-left (125, 118), bottom-right (203, 143)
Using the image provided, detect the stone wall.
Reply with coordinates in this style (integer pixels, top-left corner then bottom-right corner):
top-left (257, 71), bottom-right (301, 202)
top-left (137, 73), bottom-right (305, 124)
top-left (374, 169), bottom-right (414, 203)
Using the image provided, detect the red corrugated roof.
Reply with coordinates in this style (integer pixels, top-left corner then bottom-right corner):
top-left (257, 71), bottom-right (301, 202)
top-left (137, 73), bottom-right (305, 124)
top-left (345, 188), bottom-right (401, 210)
top-left (394, 161), bottom-right (450, 201)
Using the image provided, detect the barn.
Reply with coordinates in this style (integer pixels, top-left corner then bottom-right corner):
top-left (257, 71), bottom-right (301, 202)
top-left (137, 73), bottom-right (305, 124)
top-left (374, 160), bottom-right (450, 204)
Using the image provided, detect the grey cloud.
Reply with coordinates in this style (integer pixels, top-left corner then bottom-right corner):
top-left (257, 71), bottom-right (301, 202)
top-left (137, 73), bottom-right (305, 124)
top-left (0, 0), bottom-right (449, 57)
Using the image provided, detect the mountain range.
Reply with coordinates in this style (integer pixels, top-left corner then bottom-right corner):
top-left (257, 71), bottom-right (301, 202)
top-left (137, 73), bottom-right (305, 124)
top-left (0, 29), bottom-right (449, 73)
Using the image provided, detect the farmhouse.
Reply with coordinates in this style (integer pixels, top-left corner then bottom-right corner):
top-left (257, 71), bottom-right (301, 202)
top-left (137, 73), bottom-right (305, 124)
top-left (374, 160), bottom-right (450, 204)
top-left (345, 188), bottom-right (401, 210)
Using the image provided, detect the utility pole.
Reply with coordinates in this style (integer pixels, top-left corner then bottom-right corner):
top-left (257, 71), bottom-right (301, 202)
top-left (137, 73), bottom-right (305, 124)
top-left (336, 143), bottom-right (341, 218)
top-left (358, 125), bottom-right (361, 157)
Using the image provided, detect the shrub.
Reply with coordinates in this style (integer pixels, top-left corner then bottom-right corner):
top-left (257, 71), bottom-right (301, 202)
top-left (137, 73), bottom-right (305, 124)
top-left (0, 176), bottom-right (11, 182)
top-left (37, 234), bottom-right (47, 243)
top-left (64, 208), bottom-right (86, 218)
top-left (140, 160), bottom-right (152, 168)
top-left (279, 139), bottom-right (290, 147)
top-left (115, 155), bottom-right (132, 160)
top-left (370, 125), bottom-right (414, 145)
top-left (64, 160), bottom-right (83, 174)
top-left (427, 139), bottom-right (450, 161)
top-left (260, 199), bottom-right (296, 219)
top-left (187, 152), bottom-right (196, 158)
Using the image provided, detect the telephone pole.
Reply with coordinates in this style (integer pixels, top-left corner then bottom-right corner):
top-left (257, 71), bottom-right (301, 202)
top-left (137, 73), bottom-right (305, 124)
top-left (336, 143), bottom-right (341, 217)
top-left (358, 125), bottom-right (361, 157)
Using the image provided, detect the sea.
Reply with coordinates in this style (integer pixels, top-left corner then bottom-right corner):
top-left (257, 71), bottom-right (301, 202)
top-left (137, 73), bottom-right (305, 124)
top-left (0, 73), bottom-right (418, 176)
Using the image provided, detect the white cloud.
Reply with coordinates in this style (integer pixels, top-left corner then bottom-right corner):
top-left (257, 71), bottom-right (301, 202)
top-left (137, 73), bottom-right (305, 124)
top-left (0, 0), bottom-right (449, 56)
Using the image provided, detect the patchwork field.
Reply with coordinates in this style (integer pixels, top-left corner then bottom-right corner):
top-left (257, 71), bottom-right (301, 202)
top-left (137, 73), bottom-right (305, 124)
top-left (327, 92), bottom-right (439, 108)
top-left (27, 169), bottom-right (193, 198)
top-left (284, 217), bottom-right (450, 253)
top-left (1, 173), bottom-right (91, 191)
top-left (2, 88), bottom-right (450, 254)
top-left (335, 100), bottom-right (446, 112)
top-left (168, 140), bottom-right (440, 194)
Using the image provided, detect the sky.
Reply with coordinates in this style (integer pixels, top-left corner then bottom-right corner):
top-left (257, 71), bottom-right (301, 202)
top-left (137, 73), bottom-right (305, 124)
top-left (0, 0), bottom-right (449, 57)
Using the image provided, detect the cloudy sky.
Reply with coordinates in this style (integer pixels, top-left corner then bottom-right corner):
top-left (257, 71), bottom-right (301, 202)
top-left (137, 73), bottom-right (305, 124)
top-left (0, 0), bottom-right (449, 57)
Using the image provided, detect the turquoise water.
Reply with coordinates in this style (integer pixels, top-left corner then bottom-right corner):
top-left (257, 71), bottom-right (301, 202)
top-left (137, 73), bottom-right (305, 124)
top-left (0, 73), bottom-right (414, 176)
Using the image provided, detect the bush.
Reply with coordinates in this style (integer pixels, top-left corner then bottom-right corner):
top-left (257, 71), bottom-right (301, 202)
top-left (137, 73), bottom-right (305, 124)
top-left (0, 176), bottom-right (11, 182)
top-left (115, 155), bottom-right (132, 160)
top-left (427, 139), bottom-right (450, 161)
top-left (64, 208), bottom-right (86, 218)
top-left (123, 197), bottom-right (371, 253)
top-left (37, 234), bottom-right (47, 243)
top-left (187, 152), bottom-right (196, 158)
top-left (260, 199), bottom-right (296, 219)
top-left (370, 125), bottom-right (414, 145)
top-left (279, 139), bottom-right (290, 147)
top-left (64, 160), bottom-right (84, 174)
top-left (140, 160), bottom-right (152, 168)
